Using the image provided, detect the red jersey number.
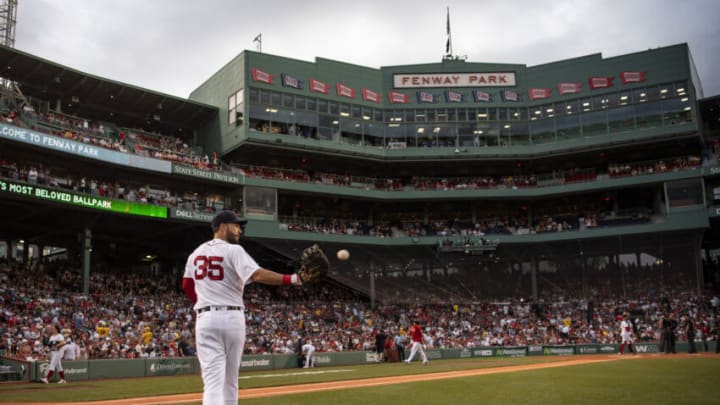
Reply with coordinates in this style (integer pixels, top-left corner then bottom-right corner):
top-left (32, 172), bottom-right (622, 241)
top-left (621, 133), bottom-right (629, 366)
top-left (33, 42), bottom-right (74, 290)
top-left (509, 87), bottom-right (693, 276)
top-left (194, 256), bottom-right (224, 280)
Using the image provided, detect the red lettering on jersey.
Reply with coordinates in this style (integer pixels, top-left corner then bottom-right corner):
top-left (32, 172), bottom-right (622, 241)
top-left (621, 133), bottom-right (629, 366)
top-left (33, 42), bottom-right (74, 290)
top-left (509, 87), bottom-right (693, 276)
top-left (193, 256), bottom-right (225, 280)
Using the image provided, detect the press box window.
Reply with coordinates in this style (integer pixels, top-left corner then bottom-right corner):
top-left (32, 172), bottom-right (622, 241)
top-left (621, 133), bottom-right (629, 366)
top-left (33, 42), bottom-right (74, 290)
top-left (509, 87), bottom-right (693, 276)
top-left (666, 179), bottom-right (703, 208)
top-left (228, 88), bottom-right (244, 126)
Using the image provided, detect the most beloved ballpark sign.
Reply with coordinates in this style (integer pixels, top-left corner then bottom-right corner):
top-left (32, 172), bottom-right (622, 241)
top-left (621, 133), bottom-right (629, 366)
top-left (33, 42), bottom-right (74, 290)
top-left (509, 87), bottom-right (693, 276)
top-left (394, 72), bottom-right (516, 88)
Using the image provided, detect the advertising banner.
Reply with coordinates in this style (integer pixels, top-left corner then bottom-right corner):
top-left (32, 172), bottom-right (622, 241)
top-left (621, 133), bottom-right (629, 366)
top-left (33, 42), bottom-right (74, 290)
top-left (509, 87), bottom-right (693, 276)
top-left (0, 179), bottom-right (167, 218)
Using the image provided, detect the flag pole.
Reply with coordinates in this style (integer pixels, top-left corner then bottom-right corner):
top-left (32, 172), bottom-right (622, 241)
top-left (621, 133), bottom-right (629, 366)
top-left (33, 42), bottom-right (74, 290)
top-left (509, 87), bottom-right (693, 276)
top-left (445, 7), bottom-right (452, 59)
top-left (254, 33), bottom-right (262, 53)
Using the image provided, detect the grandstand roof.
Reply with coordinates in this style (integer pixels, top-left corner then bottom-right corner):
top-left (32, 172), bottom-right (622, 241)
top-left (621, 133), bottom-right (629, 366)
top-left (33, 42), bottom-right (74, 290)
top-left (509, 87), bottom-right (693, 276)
top-left (0, 45), bottom-right (217, 137)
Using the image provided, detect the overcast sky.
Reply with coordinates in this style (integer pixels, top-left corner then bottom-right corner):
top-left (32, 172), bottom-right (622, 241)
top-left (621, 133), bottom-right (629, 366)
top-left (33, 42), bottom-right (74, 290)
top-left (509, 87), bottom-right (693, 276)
top-left (13, 0), bottom-right (720, 99)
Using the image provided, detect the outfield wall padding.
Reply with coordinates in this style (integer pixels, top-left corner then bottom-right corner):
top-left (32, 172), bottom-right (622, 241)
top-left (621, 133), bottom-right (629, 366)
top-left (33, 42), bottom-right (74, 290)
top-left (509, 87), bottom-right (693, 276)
top-left (23, 341), bottom-right (718, 382)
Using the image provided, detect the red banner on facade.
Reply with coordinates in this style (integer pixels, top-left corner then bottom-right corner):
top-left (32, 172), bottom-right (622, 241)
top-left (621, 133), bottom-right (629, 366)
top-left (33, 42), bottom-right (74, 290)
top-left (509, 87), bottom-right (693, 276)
top-left (620, 71), bottom-right (646, 84)
top-left (309, 79), bottom-right (329, 94)
top-left (251, 68), bottom-right (273, 84)
top-left (389, 91), bottom-right (409, 104)
top-left (336, 83), bottom-right (356, 98)
top-left (588, 76), bottom-right (614, 89)
top-left (528, 88), bottom-right (551, 100)
top-left (557, 82), bottom-right (581, 95)
top-left (362, 88), bottom-right (380, 103)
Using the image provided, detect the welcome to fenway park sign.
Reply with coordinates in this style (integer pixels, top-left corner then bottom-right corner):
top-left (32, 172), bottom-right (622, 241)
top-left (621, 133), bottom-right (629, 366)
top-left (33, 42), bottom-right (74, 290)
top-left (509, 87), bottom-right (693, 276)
top-left (393, 72), bottom-right (516, 88)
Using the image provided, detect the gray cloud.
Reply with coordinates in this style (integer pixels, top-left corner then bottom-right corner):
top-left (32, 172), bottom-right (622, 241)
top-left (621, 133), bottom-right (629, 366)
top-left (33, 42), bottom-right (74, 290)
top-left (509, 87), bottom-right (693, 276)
top-left (13, 0), bottom-right (720, 97)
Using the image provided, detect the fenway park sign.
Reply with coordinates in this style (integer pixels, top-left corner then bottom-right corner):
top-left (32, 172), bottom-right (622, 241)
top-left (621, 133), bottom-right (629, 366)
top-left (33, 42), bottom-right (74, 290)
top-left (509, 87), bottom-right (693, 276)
top-left (394, 72), bottom-right (516, 88)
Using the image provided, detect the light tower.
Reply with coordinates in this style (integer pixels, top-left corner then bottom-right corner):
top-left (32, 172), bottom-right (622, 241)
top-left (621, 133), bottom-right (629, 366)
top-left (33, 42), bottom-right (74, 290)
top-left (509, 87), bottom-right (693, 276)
top-left (0, 0), bottom-right (17, 90)
top-left (0, 0), bottom-right (17, 48)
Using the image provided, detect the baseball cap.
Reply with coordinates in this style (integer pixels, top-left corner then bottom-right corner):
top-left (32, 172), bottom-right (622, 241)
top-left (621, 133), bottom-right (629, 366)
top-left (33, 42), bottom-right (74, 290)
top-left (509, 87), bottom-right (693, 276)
top-left (211, 210), bottom-right (248, 230)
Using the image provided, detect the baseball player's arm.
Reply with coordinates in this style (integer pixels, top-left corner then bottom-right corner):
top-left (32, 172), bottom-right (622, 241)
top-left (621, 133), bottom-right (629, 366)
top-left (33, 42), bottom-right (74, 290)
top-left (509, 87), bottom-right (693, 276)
top-left (251, 268), bottom-right (302, 286)
top-left (182, 277), bottom-right (197, 303)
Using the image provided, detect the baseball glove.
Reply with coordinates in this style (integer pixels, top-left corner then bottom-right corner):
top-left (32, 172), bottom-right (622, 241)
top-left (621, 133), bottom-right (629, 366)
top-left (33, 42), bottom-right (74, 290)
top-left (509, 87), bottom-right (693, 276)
top-left (297, 244), bottom-right (329, 284)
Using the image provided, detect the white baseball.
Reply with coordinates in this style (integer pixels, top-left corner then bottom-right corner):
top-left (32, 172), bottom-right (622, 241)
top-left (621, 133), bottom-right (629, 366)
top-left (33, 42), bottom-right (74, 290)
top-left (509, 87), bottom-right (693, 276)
top-left (336, 249), bottom-right (350, 261)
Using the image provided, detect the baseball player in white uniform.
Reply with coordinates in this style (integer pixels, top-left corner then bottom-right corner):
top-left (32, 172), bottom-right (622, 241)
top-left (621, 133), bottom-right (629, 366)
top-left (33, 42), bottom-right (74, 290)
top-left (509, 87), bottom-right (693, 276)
top-left (619, 313), bottom-right (635, 355)
top-left (183, 210), bottom-right (303, 405)
top-left (301, 340), bottom-right (316, 368)
top-left (40, 325), bottom-right (66, 384)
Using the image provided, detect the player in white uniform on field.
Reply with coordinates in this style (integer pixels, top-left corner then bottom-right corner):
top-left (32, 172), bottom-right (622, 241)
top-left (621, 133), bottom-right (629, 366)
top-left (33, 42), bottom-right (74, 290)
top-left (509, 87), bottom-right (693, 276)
top-left (301, 339), bottom-right (316, 368)
top-left (619, 313), bottom-right (635, 355)
top-left (183, 210), bottom-right (303, 405)
top-left (40, 325), bottom-right (66, 384)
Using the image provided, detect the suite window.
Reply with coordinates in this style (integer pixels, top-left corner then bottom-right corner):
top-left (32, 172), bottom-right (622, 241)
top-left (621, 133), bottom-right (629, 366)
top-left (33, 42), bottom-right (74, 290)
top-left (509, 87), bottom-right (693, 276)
top-left (666, 179), bottom-right (703, 208)
top-left (270, 91), bottom-right (281, 106)
top-left (294, 96), bottom-right (306, 110)
top-left (339, 103), bottom-right (350, 117)
top-left (405, 109), bottom-right (416, 123)
top-left (248, 88), bottom-right (259, 103)
top-left (373, 108), bottom-right (383, 122)
top-left (228, 88), bottom-right (244, 125)
top-left (317, 99), bottom-right (328, 114)
top-left (259, 90), bottom-right (270, 105)
top-left (351, 105), bottom-right (362, 119)
top-left (457, 108), bottom-right (467, 121)
top-left (426, 109), bottom-right (436, 122)
top-left (447, 108), bottom-right (456, 122)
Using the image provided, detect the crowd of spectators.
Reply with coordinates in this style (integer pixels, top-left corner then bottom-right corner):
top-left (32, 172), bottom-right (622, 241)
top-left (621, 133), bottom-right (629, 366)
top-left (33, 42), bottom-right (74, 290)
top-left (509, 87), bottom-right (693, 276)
top-left (1, 257), bottom-right (718, 364)
top-left (0, 158), bottom-right (224, 214)
top-left (0, 101), bottom-right (710, 198)
top-left (278, 206), bottom-right (652, 238)
top-left (233, 153), bottom-right (701, 193)
top-left (608, 156), bottom-right (702, 177)
top-left (1, 106), bottom-right (705, 201)
top-left (1, 154), bottom-right (653, 240)
top-left (5, 108), bottom-right (220, 171)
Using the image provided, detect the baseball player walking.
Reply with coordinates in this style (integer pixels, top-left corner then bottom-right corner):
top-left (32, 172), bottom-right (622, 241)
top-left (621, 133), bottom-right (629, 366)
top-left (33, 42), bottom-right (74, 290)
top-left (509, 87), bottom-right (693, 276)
top-left (183, 210), bottom-right (303, 405)
top-left (618, 313), bottom-right (635, 355)
top-left (404, 323), bottom-right (429, 365)
top-left (301, 339), bottom-right (316, 368)
top-left (40, 325), bottom-right (67, 384)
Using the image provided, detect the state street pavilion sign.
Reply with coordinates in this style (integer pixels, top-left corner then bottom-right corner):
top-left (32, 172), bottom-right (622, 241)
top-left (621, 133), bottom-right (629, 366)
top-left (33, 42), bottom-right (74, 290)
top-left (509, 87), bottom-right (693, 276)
top-left (393, 72), bottom-right (516, 88)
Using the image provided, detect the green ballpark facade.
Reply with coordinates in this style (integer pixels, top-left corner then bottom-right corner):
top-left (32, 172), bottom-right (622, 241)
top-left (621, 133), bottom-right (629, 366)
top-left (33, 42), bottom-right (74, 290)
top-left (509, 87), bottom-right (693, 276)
top-left (180, 43), bottom-right (710, 287)
top-left (0, 42), bottom-right (716, 296)
top-left (188, 43), bottom-right (701, 159)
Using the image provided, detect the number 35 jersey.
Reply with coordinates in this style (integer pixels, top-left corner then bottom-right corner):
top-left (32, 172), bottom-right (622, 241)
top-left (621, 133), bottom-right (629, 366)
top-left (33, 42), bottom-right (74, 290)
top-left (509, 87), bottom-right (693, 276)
top-left (183, 238), bottom-right (260, 310)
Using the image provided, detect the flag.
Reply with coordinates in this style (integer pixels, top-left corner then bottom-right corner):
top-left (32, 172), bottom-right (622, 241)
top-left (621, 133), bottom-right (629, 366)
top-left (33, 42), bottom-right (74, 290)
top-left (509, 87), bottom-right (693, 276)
top-left (362, 88), bottom-right (380, 103)
top-left (251, 68), bottom-right (273, 84)
top-left (309, 79), bottom-right (329, 94)
top-left (389, 91), bottom-right (409, 104)
top-left (281, 74), bottom-right (302, 89)
top-left (336, 83), bottom-right (356, 98)
top-left (417, 91), bottom-right (435, 103)
top-left (620, 71), bottom-right (646, 84)
top-left (502, 90), bottom-right (519, 102)
top-left (253, 33), bottom-right (261, 43)
top-left (473, 90), bottom-right (491, 102)
top-left (588, 76), bottom-right (614, 89)
top-left (558, 82), bottom-right (581, 95)
top-left (528, 88), bottom-right (551, 101)
top-left (445, 91), bottom-right (463, 103)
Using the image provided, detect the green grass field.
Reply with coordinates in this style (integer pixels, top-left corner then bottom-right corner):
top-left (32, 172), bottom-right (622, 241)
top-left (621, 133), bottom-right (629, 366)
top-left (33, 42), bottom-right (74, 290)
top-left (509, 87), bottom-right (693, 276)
top-left (1, 355), bottom-right (718, 404)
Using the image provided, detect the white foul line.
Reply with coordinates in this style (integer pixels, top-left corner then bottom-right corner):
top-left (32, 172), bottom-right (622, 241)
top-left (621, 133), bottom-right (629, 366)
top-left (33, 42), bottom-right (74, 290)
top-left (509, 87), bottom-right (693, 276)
top-left (238, 369), bottom-right (356, 380)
